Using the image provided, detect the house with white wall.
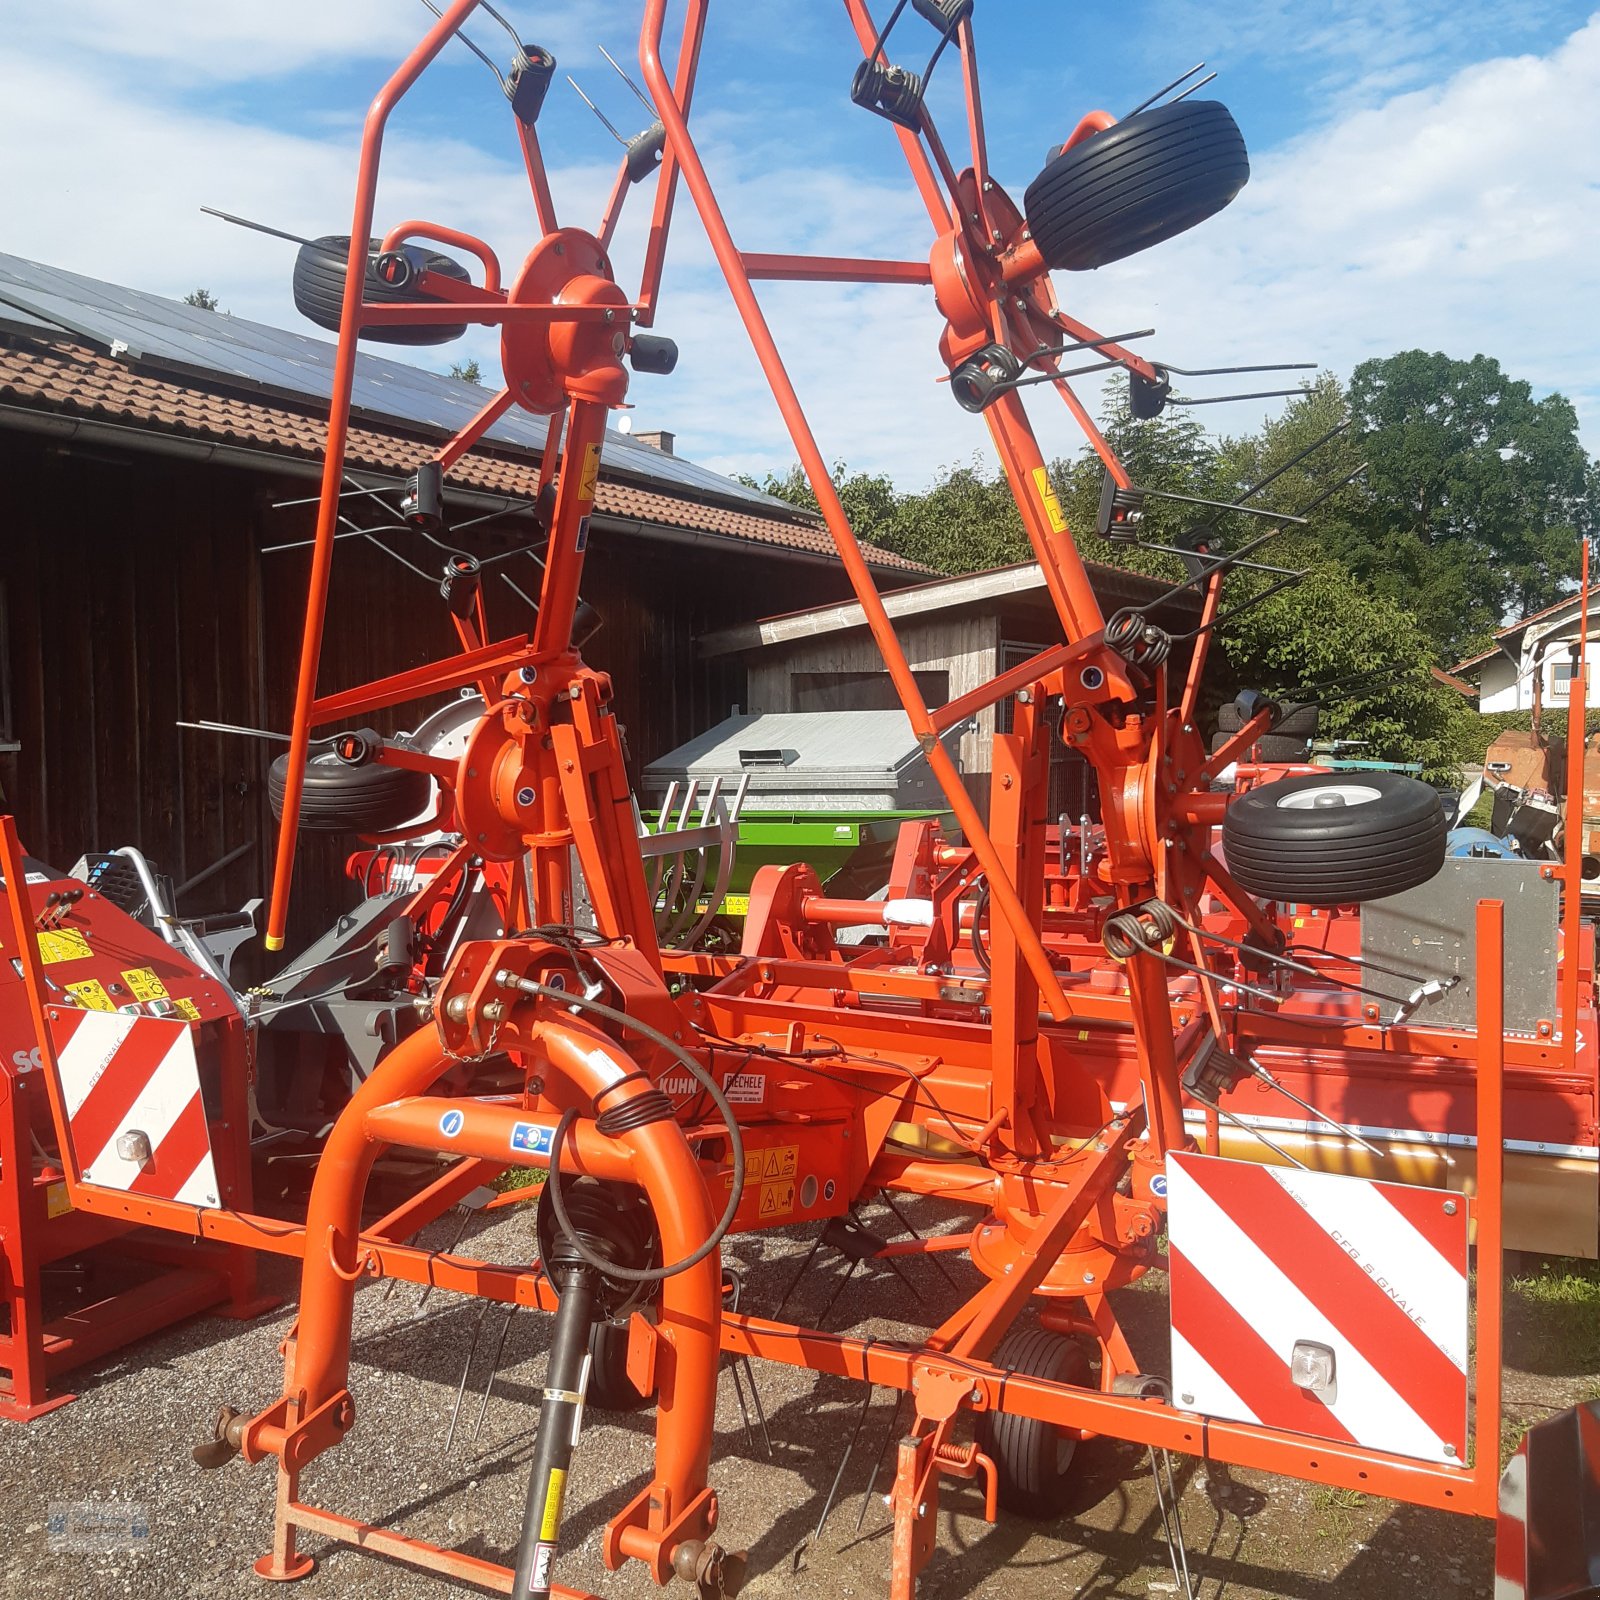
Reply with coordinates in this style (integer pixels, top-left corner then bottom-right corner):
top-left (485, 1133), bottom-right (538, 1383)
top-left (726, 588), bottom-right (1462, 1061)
top-left (1455, 592), bottom-right (1600, 714)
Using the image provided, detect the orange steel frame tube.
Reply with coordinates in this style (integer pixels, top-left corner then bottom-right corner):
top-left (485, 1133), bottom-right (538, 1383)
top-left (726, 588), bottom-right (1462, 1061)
top-left (265, 0), bottom-right (484, 951)
top-left (282, 1022), bottom-right (720, 1503)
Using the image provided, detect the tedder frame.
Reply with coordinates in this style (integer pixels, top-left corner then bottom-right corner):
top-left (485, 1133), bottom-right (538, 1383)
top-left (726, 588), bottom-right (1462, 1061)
top-left (5, 3), bottom-right (1593, 1599)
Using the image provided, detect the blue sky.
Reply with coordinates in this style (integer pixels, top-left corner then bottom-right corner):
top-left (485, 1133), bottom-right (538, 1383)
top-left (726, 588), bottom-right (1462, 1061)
top-left (2, 1), bottom-right (1596, 488)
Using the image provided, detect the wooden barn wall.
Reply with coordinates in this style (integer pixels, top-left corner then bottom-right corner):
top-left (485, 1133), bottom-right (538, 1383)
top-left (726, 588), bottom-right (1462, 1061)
top-left (0, 430), bottom-right (849, 959)
top-left (744, 611), bottom-right (1001, 794)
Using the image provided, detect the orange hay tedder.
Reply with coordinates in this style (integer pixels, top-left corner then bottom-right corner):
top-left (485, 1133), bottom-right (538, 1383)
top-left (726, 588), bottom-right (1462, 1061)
top-left (4, 3), bottom-right (1599, 1598)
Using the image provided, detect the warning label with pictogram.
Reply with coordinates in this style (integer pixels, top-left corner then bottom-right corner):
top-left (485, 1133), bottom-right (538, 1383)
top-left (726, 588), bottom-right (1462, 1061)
top-left (744, 1144), bottom-right (798, 1183)
top-left (122, 967), bottom-right (169, 1002)
top-left (38, 928), bottom-right (92, 964)
top-left (758, 1181), bottom-right (795, 1218)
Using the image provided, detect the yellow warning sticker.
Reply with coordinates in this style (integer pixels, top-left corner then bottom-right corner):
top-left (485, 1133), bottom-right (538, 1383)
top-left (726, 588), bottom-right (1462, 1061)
top-left (122, 966), bottom-right (169, 1003)
top-left (38, 928), bottom-right (92, 965)
top-left (577, 441), bottom-right (601, 503)
top-left (46, 1182), bottom-right (72, 1218)
top-left (1032, 467), bottom-right (1068, 534)
top-left (745, 1144), bottom-right (799, 1183)
top-left (758, 1180), bottom-right (796, 1218)
top-left (540, 1467), bottom-right (567, 1540)
top-left (65, 978), bottom-right (116, 1011)
top-left (173, 997), bottom-right (202, 1021)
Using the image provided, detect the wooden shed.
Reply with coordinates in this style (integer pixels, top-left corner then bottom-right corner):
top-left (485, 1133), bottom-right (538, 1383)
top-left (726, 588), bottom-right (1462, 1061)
top-left (697, 560), bottom-right (1205, 816)
top-left (0, 254), bottom-right (922, 951)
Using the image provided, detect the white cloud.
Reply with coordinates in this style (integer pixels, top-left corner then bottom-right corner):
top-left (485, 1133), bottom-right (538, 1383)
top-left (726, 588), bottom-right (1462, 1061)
top-left (0, 5), bottom-right (1594, 494)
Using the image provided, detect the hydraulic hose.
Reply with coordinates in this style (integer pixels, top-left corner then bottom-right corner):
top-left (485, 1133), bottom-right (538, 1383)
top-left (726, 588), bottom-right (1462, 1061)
top-left (497, 974), bottom-right (744, 1282)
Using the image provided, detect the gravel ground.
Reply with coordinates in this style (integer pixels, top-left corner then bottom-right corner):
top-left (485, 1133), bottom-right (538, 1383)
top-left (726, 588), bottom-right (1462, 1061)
top-left (2, 1192), bottom-right (1590, 1600)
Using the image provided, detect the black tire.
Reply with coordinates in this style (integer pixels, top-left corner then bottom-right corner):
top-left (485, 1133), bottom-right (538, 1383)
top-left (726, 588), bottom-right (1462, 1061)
top-left (1023, 100), bottom-right (1248, 273)
top-left (975, 1326), bottom-right (1092, 1519)
top-left (1222, 771), bottom-right (1448, 905)
top-left (585, 1312), bottom-right (656, 1411)
top-left (267, 751), bottom-right (432, 834)
top-left (1209, 731), bottom-right (1309, 762)
top-left (292, 235), bottom-right (470, 346)
top-left (1217, 699), bottom-right (1319, 736)
top-left (1250, 734), bottom-right (1312, 763)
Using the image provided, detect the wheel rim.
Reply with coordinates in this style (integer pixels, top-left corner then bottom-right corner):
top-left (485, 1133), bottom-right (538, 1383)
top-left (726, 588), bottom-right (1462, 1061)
top-left (1274, 782), bottom-right (1383, 811)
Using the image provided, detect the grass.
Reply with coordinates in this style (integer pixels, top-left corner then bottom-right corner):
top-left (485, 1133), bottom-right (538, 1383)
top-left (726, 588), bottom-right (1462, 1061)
top-left (1505, 1255), bottom-right (1600, 1374)
top-left (1311, 1484), bottom-right (1369, 1539)
top-left (493, 1166), bottom-right (545, 1193)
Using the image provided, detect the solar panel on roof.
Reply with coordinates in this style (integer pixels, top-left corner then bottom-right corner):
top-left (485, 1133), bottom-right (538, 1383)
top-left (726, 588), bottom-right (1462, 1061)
top-left (0, 251), bottom-right (800, 517)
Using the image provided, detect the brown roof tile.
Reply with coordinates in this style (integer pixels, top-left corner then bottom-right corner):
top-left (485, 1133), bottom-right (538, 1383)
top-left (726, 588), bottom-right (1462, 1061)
top-left (0, 334), bottom-right (928, 573)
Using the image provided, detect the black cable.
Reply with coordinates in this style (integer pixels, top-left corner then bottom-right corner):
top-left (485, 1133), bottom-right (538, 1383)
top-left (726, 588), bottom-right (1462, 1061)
top-left (969, 881), bottom-right (991, 976)
top-left (505, 978), bottom-right (744, 1283)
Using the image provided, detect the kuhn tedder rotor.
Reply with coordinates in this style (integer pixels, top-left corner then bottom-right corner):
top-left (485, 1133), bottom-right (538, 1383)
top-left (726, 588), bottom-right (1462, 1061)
top-left (5, 2), bottom-right (1599, 1597)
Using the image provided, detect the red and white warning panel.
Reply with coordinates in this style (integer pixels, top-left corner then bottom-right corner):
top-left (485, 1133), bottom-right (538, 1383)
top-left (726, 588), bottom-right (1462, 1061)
top-left (48, 1010), bottom-right (220, 1207)
top-left (1167, 1153), bottom-right (1469, 1464)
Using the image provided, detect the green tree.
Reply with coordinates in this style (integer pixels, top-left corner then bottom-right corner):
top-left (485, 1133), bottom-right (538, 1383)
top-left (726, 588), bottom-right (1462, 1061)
top-left (184, 287), bottom-right (220, 310)
top-left (1337, 351), bottom-right (1596, 660)
top-left (739, 461), bottom-right (899, 548)
top-left (449, 357), bottom-right (484, 385)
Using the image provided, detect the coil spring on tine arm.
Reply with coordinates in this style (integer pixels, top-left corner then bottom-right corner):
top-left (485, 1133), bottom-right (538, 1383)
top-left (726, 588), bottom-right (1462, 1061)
top-left (1101, 899), bottom-right (1180, 962)
top-left (1105, 608), bottom-right (1173, 668)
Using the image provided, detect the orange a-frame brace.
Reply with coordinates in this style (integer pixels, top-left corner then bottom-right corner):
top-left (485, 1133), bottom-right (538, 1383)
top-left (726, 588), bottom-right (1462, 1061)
top-left (3, 2), bottom-right (1587, 1597)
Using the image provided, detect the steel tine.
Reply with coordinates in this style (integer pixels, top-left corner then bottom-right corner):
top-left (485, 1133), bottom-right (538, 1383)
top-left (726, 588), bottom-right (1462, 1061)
top-left (1247, 1059), bottom-right (1386, 1157)
top-left (771, 1228), bottom-right (828, 1322)
top-left (1164, 1450), bottom-right (1196, 1598)
top-left (812, 1381), bottom-right (875, 1550)
top-left (1125, 60), bottom-right (1205, 119)
top-left (856, 1392), bottom-right (907, 1532)
top-left (742, 1356), bottom-right (773, 1458)
top-left (728, 1359), bottom-right (756, 1451)
top-left (445, 1298), bottom-right (493, 1454)
top-left (816, 1260), bottom-right (858, 1331)
top-left (567, 75), bottom-right (628, 144)
top-left (657, 780), bottom-right (679, 832)
top-left (415, 1202), bottom-right (475, 1309)
top-left (419, 0), bottom-right (508, 90)
top-left (880, 1191), bottom-right (958, 1290)
top-left (597, 43), bottom-right (657, 116)
top-left (1205, 1099), bottom-right (1310, 1169)
top-left (684, 779), bottom-right (745, 945)
top-left (472, 1302), bottom-right (519, 1449)
top-left (1165, 70), bottom-right (1217, 106)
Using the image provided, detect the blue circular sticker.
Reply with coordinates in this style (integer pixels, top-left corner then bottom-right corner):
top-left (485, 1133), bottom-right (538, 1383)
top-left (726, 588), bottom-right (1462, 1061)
top-left (1150, 1173), bottom-right (1168, 1197)
top-left (439, 1109), bottom-right (465, 1138)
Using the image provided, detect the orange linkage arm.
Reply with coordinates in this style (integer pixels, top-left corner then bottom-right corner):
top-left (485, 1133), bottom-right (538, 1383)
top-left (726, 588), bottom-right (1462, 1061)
top-left (264, 0), bottom-right (485, 952)
top-left (638, 0), bottom-right (1076, 1024)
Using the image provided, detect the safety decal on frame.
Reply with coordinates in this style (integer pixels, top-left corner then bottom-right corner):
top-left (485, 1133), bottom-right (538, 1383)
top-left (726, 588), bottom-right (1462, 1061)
top-left (37, 928), bottom-right (92, 964)
top-left (1032, 466), bottom-right (1068, 535)
top-left (577, 441), bottom-right (601, 502)
top-left (65, 978), bottom-right (116, 1011)
top-left (121, 967), bottom-right (169, 1003)
top-left (510, 1121), bottom-right (555, 1159)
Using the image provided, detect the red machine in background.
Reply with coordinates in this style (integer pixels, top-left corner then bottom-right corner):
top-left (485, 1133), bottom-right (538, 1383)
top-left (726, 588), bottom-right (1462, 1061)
top-left (0, 845), bottom-right (268, 1417)
top-left (3, 4), bottom-right (1597, 1600)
